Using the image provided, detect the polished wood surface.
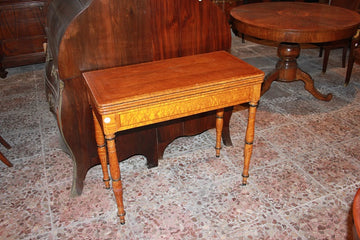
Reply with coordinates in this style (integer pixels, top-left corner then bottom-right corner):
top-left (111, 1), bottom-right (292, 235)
top-left (0, 0), bottom-right (49, 78)
top-left (331, 0), bottom-right (360, 13)
top-left (46, 0), bottom-right (233, 196)
top-left (84, 51), bottom-right (264, 224)
top-left (354, 188), bottom-right (360, 239)
top-left (84, 52), bottom-right (263, 121)
top-left (231, 2), bottom-right (360, 43)
top-left (231, 2), bottom-right (360, 101)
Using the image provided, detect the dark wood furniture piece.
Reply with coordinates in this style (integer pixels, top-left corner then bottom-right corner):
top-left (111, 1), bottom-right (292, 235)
top-left (0, 135), bottom-right (12, 167)
top-left (346, 30), bottom-right (360, 85)
top-left (231, 2), bottom-right (360, 101)
top-left (0, 0), bottom-right (49, 78)
top-left (212, 0), bottom-right (244, 22)
top-left (212, 0), bottom-right (310, 23)
top-left (318, 0), bottom-right (360, 74)
top-left (46, 0), bottom-right (235, 197)
top-left (84, 51), bottom-right (264, 224)
top-left (354, 188), bottom-right (360, 240)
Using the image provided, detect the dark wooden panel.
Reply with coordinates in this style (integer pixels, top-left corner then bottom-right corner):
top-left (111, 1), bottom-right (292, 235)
top-left (0, 0), bottom-right (49, 74)
top-left (2, 35), bottom-right (46, 56)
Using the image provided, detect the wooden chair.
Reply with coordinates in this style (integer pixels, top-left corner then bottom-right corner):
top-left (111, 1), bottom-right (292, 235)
top-left (0, 135), bottom-right (12, 167)
top-left (318, 0), bottom-right (360, 74)
top-left (345, 30), bottom-right (360, 85)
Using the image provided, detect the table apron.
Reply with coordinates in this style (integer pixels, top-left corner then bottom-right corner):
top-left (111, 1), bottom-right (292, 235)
top-left (95, 83), bottom-right (262, 134)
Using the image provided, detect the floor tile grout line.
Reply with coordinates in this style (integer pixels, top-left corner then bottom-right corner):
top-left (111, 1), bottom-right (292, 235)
top-left (35, 70), bottom-right (57, 240)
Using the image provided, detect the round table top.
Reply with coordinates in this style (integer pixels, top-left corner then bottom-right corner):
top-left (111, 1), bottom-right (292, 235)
top-left (230, 2), bottom-right (360, 43)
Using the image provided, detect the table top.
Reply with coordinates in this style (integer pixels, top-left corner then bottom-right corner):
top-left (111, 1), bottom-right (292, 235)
top-left (230, 2), bottom-right (360, 43)
top-left (83, 51), bottom-right (264, 115)
top-left (83, 51), bottom-right (264, 132)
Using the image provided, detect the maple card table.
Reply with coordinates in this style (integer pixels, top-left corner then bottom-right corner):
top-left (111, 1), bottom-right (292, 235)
top-left (231, 2), bottom-right (360, 101)
top-left (83, 51), bottom-right (264, 224)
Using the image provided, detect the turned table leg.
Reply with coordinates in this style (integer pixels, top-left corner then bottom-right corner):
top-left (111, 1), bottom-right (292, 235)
top-left (261, 42), bottom-right (332, 101)
top-left (242, 101), bottom-right (258, 185)
top-left (105, 134), bottom-right (126, 225)
top-left (92, 113), bottom-right (126, 224)
top-left (215, 109), bottom-right (224, 157)
top-left (92, 111), bottom-right (110, 189)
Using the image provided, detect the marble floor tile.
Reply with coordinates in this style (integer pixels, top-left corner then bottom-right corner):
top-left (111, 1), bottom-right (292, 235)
top-left (48, 179), bottom-right (115, 229)
top-left (282, 194), bottom-right (352, 240)
top-left (295, 147), bottom-right (360, 192)
top-left (299, 110), bottom-right (360, 145)
top-left (259, 123), bottom-right (327, 157)
top-left (44, 149), bottom-right (74, 186)
top-left (0, 154), bottom-right (46, 193)
top-left (0, 131), bottom-right (42, 160)
top-left (250, 160), bottom-right (327, 211)
top-left (0, 184), bottom-right (51, 239)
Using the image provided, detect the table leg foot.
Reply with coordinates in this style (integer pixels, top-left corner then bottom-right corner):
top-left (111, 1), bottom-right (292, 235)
top-left (242, 174), bottom-right (249, 186)
top-left (296, 68), bottom-right (333, 101)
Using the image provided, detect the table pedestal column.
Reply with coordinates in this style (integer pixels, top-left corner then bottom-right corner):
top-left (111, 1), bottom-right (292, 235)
top-left (261, 42), bottom-right (332, 101)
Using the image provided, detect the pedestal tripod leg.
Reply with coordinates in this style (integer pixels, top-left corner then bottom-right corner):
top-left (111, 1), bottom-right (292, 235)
top-left (296, 68), bottom-right (333, 101)
top-left (261, 69), bottom-right (279, 96)
top-left (262, 42), bottom-right (333, 101)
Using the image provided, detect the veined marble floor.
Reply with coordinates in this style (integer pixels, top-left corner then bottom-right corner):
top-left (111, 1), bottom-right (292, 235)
top-left (1, 35), bottom-right (360, 239)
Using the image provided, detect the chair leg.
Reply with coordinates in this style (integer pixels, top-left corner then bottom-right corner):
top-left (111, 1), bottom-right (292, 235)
top-left (319, 47), bottom-right (323, 57)
top-left (322, 48), bottom-right (330, 73)
top-left (241, 33), bottom-right (245, 43)
top-left (342, 46), bottom-right (348, 68)
top-left (0, 135), bottom-right (11, 149)
top-left (0, 151), bottom-right (13, 167)
top-left (0, 135), bottom-right (12, 167)
top-left (345, 54), bottom-right (355, 86)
